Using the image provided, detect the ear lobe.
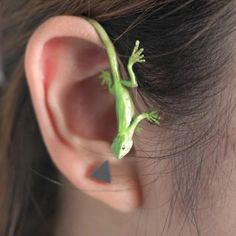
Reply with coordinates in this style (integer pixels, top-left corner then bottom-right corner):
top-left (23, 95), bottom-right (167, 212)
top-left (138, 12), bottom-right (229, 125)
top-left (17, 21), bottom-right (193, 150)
top-left (24, 16), bottom-right (143, 212)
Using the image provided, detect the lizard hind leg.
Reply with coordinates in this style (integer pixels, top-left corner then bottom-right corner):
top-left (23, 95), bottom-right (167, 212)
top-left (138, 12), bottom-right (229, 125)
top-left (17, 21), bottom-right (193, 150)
top-left (99, 69), bottom-right (114, 94)
top-left (129, 40), bottom-right (146, 66)
top-left (124, 40), bottom-right (146, 89)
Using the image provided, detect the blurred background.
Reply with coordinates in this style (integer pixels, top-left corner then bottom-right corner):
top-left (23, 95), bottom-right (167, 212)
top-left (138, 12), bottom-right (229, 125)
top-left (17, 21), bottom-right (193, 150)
top-left (0, 39), bottom-right (5, 85)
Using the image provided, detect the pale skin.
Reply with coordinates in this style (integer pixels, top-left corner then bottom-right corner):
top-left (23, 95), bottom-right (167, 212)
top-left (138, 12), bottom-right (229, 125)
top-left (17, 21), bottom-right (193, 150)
top-left (24, 16), bottom-right (236, 236)
top-left (88, 18), bottom-right (160, 160)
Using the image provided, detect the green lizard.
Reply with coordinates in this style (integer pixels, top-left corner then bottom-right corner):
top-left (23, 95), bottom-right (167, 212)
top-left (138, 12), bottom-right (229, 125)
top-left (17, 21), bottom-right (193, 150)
top-left (87, 18), bottom-right (160, 160)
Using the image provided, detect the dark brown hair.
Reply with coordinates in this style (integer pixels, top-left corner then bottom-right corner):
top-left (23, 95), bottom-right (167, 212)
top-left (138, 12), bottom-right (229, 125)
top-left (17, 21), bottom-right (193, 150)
top-left (1, 0), bottom-right (236, 235)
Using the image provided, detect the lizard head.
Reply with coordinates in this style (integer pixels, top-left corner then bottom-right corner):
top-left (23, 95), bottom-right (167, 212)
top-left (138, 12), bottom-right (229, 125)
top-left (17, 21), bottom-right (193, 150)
top-left (111, 134), bottom-right (133, 160)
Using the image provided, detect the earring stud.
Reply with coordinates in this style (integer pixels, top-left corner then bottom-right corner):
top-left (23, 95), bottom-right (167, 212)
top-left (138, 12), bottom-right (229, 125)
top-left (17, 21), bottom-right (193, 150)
top-left (90, 160), bottom-right (111, 184)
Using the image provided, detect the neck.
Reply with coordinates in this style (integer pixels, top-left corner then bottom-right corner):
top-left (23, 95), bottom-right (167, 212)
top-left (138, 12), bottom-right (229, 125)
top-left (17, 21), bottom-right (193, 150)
top-left (54, 155), bottom-right (236, 236)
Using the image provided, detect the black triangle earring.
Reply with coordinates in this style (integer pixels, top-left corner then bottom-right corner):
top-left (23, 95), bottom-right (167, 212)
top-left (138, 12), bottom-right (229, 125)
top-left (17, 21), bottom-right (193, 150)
top-left (90, 160), bottom-right (111, 184)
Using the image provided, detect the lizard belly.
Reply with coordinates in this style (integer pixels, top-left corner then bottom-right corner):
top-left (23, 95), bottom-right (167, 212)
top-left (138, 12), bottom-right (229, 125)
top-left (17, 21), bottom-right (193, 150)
top-left (115, 87), bottom-right (135, 132)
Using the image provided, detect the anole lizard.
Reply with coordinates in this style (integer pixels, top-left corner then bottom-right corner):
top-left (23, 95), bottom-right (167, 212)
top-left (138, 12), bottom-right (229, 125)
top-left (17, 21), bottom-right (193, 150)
top-left (87, 18), bottom-right (160, 160)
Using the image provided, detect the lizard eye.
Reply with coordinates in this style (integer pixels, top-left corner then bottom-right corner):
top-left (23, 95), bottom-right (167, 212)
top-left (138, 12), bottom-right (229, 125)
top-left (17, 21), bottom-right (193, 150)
top-left (122, 146), bottom-right (125, 150)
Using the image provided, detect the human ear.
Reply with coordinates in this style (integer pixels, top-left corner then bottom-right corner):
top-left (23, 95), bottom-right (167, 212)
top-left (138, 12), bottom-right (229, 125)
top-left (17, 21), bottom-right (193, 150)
top-left (24, 16), bottom-right (142, 212)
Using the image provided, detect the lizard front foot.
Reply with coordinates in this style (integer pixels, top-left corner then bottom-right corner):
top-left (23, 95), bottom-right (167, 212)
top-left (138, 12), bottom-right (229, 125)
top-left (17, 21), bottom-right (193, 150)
top-left (146, 111), bottom-right (161, 125)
